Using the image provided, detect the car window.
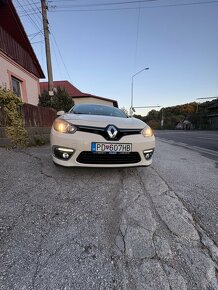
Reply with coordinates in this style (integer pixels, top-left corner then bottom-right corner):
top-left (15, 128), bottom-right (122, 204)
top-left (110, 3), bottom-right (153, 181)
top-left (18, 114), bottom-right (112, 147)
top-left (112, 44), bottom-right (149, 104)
top-left (69, 104), bottom-right (128, 118)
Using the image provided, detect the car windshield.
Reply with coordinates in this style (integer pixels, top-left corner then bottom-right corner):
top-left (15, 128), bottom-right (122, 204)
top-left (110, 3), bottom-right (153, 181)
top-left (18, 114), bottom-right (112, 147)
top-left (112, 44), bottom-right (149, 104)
top-left (69, 104), bottom-right (128, 118)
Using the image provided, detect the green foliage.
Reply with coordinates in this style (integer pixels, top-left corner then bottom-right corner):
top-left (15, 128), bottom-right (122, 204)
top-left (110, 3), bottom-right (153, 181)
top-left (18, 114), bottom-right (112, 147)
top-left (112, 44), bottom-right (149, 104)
top-left (0, 88), bottom-right (28, 147)
top-left (134, 102), bottom-right (198, 129)
top-left (147, 119), bottom-right (161, 130)
top-left (38, 86), bottom-right (74, 112)
top-left (133, 100), bottom-right (218, 130)
top-left (133, 114), bottom-right (144, 120)
top-left (38, 90), bottom-right (51, 107)
top-left (33, 135), bottom-right (45, 146)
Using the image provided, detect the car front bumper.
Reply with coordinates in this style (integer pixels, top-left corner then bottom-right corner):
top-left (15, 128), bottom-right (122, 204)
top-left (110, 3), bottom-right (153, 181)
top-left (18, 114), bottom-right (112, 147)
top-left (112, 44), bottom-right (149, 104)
top-left (50, 128), bottom-right (155, 167)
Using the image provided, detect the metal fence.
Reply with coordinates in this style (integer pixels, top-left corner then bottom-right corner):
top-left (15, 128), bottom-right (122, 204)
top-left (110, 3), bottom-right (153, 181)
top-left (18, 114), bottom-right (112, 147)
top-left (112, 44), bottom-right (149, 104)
top-left (0, 103), bottom-right (57, 127)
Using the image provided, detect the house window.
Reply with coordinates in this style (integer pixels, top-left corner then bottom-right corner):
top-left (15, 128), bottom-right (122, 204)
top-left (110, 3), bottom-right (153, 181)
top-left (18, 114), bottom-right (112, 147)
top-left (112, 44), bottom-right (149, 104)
top-left (11, 76), bottom-right (22, 97)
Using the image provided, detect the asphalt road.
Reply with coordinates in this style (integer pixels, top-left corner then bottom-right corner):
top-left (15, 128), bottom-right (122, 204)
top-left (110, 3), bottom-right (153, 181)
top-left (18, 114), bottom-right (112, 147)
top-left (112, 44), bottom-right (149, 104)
top-left (0, 141), bottom-right (218, 290)
top-left (155, 130), bottom-right (218, 152)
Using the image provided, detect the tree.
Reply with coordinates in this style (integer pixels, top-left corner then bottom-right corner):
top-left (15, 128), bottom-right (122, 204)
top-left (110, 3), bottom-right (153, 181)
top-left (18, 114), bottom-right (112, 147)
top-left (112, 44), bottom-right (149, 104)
top-left (38, 86), bottom-right (74, 112)
top-left (38, 90), bottom-right (51, 108)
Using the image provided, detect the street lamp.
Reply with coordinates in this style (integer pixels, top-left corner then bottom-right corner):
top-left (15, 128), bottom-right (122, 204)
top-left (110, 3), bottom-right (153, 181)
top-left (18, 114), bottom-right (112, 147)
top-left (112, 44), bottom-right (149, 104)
top-left (130, 67), bottom-right (149, 116)
top-left (196, 96), bottom-right (217, 113)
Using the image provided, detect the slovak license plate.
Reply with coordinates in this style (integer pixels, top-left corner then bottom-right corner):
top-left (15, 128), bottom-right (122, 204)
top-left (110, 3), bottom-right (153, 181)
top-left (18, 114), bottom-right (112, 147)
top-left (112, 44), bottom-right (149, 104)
top-left (91, 143), bottom-right (132, 153)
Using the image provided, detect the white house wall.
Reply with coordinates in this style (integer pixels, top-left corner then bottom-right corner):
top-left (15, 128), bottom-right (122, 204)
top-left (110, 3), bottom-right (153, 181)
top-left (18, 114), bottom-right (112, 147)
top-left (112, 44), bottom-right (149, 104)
top-left (73, 97), bottom-right (113, 107)
top-left (0, 50), bottom-right (40, 105)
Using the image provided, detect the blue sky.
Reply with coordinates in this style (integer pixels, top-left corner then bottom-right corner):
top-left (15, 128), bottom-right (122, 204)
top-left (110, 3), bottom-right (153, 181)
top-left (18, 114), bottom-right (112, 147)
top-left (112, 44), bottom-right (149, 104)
top-left (14, 0), bottom-right (218, 115)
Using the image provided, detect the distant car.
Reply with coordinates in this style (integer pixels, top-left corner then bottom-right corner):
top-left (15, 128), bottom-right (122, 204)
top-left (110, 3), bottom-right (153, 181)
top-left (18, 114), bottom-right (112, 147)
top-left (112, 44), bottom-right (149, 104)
top-left (50, 104), bottom-right (155, 167)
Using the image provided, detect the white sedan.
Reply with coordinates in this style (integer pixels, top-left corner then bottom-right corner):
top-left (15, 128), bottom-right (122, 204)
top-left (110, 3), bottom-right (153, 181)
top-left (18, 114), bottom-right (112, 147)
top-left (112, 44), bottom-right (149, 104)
top-left (50, 104), bottom-right (155, 167)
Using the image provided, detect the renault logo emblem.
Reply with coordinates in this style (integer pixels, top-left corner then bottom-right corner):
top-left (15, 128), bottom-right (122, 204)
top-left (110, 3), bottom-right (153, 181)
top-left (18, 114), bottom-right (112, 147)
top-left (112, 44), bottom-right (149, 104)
top-left (107, 125), bottom-right (118, 139)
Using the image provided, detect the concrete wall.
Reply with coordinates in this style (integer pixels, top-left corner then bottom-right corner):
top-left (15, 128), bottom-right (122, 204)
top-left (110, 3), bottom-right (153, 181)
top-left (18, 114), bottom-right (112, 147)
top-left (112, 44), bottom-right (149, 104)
top-left (73, 97), bottom-right (114, 107)
top-left (0, 50), bottom-right (40, 105)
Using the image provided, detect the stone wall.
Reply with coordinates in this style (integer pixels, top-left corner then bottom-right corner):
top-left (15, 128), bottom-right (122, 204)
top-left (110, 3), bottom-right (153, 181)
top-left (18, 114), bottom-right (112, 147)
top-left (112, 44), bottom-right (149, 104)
top-left (0, 127), bottom-right (51, 147)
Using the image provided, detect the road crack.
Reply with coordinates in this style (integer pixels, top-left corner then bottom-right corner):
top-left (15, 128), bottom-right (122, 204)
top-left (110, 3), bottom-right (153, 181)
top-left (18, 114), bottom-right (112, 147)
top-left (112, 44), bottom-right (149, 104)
top-left (150, 166), bottom-right (218, 268)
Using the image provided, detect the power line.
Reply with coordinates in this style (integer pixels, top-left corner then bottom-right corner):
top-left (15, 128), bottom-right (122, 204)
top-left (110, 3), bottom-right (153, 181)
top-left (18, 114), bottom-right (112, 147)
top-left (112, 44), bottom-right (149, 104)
top-left (28, 32), bottom-right (41, 37)
top-left (14, 0), bottom-right (71, 83)
top-left (25, 0), bottom-right (42, 22)
top-left (50, 0), bottom-right (160, 8)
top-left (20, 0), bottom-right (42, 27)
top-left (49, 30), bottom-right (72, 82)
top-left (16, 1), bottom-right (41, 7)
top-left (19, 0), bottom-right (218, 15)
top-left (15, 0), bottom-right (42, 24)
top-left (19, 10), bottom-right (41, 17)
top-left (134, 5), bottom-right (141, 69)
top-left (31, 40), bottom-right (43, 45)
top-left (29, 31), bottom-right (41, 40)
top-left (50, 37), bottom-right (64, 80)
top-left (19, 0), bottom-right (155, 15)
top-left (15, 0), bottom-right (43, 33)
top-left (48, 0), bottom-right (218, 12)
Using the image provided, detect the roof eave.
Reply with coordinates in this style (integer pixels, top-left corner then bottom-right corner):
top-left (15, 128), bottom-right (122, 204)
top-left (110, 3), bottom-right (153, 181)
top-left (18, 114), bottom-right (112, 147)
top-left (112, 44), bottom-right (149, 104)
top-left (8, 1), bottom-right (45, 78)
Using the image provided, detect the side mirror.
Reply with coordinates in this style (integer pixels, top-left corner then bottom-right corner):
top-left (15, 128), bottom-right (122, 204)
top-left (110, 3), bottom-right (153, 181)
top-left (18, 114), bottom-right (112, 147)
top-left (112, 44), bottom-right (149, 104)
top-left (57, 110), bottom-right (65, 116)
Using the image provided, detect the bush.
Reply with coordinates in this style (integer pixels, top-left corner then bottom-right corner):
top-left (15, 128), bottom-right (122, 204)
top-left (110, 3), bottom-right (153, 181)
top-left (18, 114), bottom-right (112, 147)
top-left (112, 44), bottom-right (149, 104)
top-left (33, 135), bottom-right (45, 146)
top-left (0, 88), bottom-right (28, 147)
top-left (38, 86), bottom-right (74, 112)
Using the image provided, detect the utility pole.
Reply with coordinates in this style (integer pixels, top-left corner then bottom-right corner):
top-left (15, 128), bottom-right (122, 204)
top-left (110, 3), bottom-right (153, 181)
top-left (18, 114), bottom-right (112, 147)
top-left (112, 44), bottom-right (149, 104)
top-left (161, 107), bottom-right (164, 129)
top-left (41, 0), bottom-right (54, 96)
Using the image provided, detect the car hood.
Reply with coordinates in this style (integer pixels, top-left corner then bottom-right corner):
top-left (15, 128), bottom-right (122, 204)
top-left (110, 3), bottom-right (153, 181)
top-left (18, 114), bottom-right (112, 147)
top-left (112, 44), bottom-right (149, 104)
top-left (60, 114), bottom-right (147, 129)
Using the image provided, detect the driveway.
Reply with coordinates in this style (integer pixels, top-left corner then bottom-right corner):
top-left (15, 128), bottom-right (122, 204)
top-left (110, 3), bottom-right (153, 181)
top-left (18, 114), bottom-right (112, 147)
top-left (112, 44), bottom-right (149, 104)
top-left (0, 140), bottom-right (218, 289)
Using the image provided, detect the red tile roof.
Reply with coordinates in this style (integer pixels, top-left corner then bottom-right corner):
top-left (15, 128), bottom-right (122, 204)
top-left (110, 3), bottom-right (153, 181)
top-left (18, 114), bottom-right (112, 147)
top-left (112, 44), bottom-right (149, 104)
top-left (40, 80), bottom-right (83, 96)
top-left (40, 81), bottom-right (118, 107)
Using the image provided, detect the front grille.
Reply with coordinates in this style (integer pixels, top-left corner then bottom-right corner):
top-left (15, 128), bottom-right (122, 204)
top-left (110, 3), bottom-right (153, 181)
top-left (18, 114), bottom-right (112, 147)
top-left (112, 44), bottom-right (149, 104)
top-left (77, 125), bottom-right (141, 141)
top-left (77, 152), bottom-right (141, 164)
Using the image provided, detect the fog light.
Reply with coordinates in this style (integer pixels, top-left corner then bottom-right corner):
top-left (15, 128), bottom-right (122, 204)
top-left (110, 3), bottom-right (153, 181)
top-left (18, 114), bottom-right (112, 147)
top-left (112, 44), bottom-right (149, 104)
top-left (145, 153), bottom-right (150, 159)
top-left (62, 152), bottom-right (69, 159)
top-left (53, 146), bottom-right (74, 160)
top-left (143, 149), bottom-right (154, 160)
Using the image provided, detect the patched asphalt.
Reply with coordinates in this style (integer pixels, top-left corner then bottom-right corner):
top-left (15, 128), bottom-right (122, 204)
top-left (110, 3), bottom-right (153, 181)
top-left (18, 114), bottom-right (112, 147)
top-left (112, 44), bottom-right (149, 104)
top-left (0, 140), bottom-right (218, 289)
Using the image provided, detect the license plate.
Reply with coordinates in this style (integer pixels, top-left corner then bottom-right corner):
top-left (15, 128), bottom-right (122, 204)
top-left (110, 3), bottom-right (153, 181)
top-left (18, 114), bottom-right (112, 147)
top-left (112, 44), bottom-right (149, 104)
top-left (91, 143), bottom-right (132, 153)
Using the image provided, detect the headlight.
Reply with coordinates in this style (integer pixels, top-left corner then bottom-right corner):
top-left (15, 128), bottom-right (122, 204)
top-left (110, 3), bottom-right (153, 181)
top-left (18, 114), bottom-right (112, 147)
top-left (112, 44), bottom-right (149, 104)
top-left (53, 119), bottom-right (77, 134)
top-left (141, 126), bottom-right (153, 137)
